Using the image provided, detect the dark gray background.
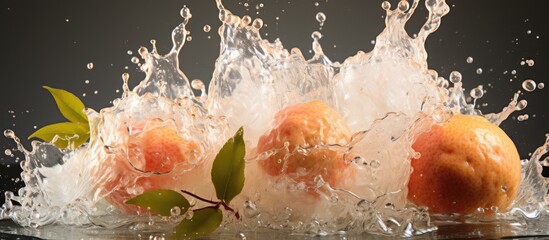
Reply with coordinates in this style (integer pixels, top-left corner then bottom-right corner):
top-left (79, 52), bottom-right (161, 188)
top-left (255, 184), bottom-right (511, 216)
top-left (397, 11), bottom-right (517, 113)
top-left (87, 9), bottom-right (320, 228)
top-left (1, 0), bottom-right (548, 192)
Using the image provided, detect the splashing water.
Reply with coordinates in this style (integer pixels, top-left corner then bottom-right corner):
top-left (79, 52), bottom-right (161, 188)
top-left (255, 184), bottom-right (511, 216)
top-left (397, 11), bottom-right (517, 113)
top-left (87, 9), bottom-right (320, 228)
top-left (2, 0), bottom-right (549, 238)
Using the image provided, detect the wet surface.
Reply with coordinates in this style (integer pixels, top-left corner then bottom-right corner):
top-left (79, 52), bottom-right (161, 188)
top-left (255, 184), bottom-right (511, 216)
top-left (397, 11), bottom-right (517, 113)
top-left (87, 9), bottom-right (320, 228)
top-left (3, 219), bottom-right (549, 240)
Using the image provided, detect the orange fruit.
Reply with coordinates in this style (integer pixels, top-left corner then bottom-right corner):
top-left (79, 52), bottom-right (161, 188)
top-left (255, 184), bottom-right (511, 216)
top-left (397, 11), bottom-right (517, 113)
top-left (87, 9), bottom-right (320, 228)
top-left (408, 114), bottom-right (521, 214)
top-left (257, 100), bottom-right (355, 194)
top-left (98, 123), bottom-right (200, 212)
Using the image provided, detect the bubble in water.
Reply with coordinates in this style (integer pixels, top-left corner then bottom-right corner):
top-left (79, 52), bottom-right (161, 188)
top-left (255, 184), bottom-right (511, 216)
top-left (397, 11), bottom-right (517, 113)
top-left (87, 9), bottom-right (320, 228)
top-left (94, 90), bottom-right (98, 95)
top-left (186, 36), bottom-right (193, 42)
top-left (316, 12), bottom-right (326, 27)
top-left (522, 79), bottom-right (536, 92)
top-left (538, 82), bottom-right (545, 89)
top-left (517, 114), bottom-right (529, 121)
top-left (131, 57), bottom-right (140, 64)
top-left (84, 80), bottom-right (90, 84)
top-left (476, 68), bottom-right (483, 74)
top-left (191, 79), bottom-right (205, 90)
top-left (526, 59), bottom-right (535, 67)
top-left (87, 62), bottom-right (94, 70)
top-left (203, 25), bottom-right (211, 33)
top-left (470, 86), bottom-right (484, 99)
top-left (466, 56), bottom-right (474, 64)
top-left (4, 149), bottom-right (12, 156)
top-left (252, 18), bottom-right (263, 30)
top-left (449, 71), bottom-right (462, 84)
top-left (126, 50), bottom-right (133, 55)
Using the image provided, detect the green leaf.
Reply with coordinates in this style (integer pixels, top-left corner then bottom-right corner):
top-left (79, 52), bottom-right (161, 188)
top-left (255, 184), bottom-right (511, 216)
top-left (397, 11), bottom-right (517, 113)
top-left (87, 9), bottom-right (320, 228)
top-left (28, 122), bottom-right (89, 149)
top-left (125, 189), bottom-right (190, 217)
top-left (44, 86), bottom-right (89, 124)
top-left (211, 127), bottom-right (245, 204)
top-left (173, 207), bottom-right (223, 239)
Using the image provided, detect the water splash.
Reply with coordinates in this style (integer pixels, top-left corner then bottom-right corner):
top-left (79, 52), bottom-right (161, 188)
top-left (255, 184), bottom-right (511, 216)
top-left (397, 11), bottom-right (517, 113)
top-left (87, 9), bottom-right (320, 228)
top-left (1, 0), bottom-right (548, 237)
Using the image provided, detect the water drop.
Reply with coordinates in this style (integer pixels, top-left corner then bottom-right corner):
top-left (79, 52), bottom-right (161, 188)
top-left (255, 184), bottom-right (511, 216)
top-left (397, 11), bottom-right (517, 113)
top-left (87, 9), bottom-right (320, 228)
top-left (522, 79), bottom-right (536, 92)
top-left (84, 80), bottom-right (90, 84)
top-left (180, 6), bottom-right (192, 19)
top-left (470, 86), bottom-right (484, 99)
top-left (526, 59), bottom-right (535, 67)
top-left (476, 68), bottom-right (483, 74)
top-left (398, 0), bottom-right (410, 12)
top-left (511, 70), bottom-right (517, 75)
top-left (191, 79), bottom-right (205, 90)
top-left (449, 71), bottom-right (462, 84)
top-left (252, 18), bottom-right (263, 30)
top-left (381, 1), bottom-right (391, 10)
top-left (466, 57), bottom-right (473, 64)
top-left (538, 82), bottom-right (545, 89)
top-left (170, 206), bottom-right (181, 216)
top-left (203, 25), bottom-right (211, 33)
top-left (517, 114), bottom-right (529, 121)
top-left (4, 149), bottom-right (12, 156)
top-left (315, 2), bottom-right (320, 7)
top-left (94, 90), bottom-right (98, 95)
top-left (516, 99), bottom-right (528, 110)
top-left (316, 12), bottom-right (326, 26)
top-left (311, 31), bottom-right (322, 40)
top-left (87, 62), bottom-right (94, 70)
top-left (126, 50), bottom-right (133, 55)
top-left (186, 36), bottom-right (192, 42)
top-left (131, 57), bottom-right (140, 64)
top-left (65, 18), bottom-right (70, 23)
top-left (370, 160), bottom-right (381, 168)
top-left (527, 30), bottom-right (532, 34)
top-left (244, 3), bottom-right (249, 7)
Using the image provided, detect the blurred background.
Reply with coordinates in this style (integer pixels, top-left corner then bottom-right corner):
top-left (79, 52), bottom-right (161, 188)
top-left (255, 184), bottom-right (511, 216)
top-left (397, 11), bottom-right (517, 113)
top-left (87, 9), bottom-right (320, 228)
top-left (1, 0), bottom-right (547, 193)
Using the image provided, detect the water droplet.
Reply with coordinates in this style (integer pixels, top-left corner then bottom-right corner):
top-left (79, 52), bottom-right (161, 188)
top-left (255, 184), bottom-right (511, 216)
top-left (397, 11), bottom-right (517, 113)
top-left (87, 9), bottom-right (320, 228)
top-left (516, 99), bottom-right (528, 110)
top-left (131, 57), bottom-right (140, 64)
top-left (381, 1), bottom-right (391, 10)
top-left (186, 36), bottom-right (193, 42)
top-left (170, 206), bottom-right (181, 216)
top-left (466, 56), bottom-right (473, 64)
top-left (203, 25), bottom-right (211, 33)
top-left (511, 70), bottom-right (517, 75)
top-left (65, 18), bottom-right (70, 23)
top-left (84, 80), bottom-right (90, 84)
top-left (476, 68), bottom-right (483, 75)
top-left (522, 79), bottom-right (536, 92)
top-left (527, 30), bottom-right (532, 34)
top-left (316, 12), bottom-right (326, 26)
top-left (180, 6), bottom-right (192, 19)
top-left (517, 114), bottom-right (529, 121)
top-left (538, 82), bottom-right (545, 89)
top-left (242, 15), bottom-right (252, 25)
top-left (87, 62), bottom-right (94, 70)
top-left (315, 2), bottom-right (320, 7)
top-left (526, 59), bottom-right (535, 67)
top-left (311, 31), bottom-right (322, 40)
top-left (126, 50), bottom-right (133, 55)
top-left (449, 71), bottom-right (462, 83)
top-left (398, 0), bottom-right (410, 11)
top-left (244, 3), bottom-right (249, 7)
top-left (191, 79), bottom-right (205, 90)
top-left (470, 86), bottom-right (484, 99)
top-left (252, 18), bottom-right (263, 29)
top-left (4, 149), bottom-right (12, 156)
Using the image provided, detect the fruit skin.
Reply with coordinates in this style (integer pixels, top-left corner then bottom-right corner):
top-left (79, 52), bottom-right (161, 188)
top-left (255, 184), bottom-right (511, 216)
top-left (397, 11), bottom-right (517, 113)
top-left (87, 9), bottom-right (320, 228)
top-left (256, 100), bottom-right (354, 193)
top-left (99, 124), bottom-right (200, 212)
top-left (408, 114), bottom-right (521, 214)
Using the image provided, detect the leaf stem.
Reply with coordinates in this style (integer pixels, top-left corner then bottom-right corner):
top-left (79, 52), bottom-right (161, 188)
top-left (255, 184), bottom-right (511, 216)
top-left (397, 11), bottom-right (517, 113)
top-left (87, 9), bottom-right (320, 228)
top-left (181, 190), bottom-right (218, 205)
